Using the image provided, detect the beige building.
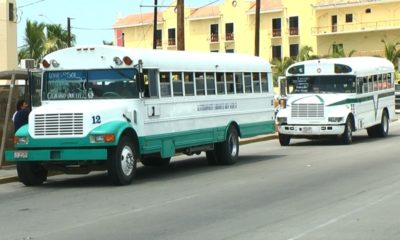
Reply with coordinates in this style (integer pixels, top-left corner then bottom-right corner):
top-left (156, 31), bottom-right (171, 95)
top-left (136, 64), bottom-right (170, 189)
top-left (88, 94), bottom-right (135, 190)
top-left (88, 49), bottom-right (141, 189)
top-left (114, 0), bottom-right (400, 61)
top-left (0, 0), bottom-right (17, 71)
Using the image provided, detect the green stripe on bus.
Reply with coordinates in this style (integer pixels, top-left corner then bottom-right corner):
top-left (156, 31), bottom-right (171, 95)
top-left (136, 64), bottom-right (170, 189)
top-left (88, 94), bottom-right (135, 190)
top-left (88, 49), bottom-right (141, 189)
top-left (139, 120), bottom-right (275, 155)
top-left (327, 92), bottom-right (394, 107)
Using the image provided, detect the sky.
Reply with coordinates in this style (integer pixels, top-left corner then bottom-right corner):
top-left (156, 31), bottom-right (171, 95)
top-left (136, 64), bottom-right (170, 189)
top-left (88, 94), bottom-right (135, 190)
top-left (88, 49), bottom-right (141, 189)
top-left (16, 0), bottom-right (222, 49)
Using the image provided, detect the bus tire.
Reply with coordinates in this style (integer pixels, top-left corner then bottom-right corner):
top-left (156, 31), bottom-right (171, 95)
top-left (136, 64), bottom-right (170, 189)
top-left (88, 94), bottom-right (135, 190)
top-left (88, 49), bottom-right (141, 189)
top-left (216, 126), bottom-right (239, 165)
top-left (16, 162), bottom-right (48, 186)
top-left (108, 135), bottom-right (137, 185)
top-left (341, 117), bottom-right (353, 145)
top-left (278, 133), bottom-right (291, 146)
top-left (376, 111), bottom-right (389, 138)
top-left (141, 156), bottom-right (171, 167)
top-left (206, 150), bottom-right (219, 165)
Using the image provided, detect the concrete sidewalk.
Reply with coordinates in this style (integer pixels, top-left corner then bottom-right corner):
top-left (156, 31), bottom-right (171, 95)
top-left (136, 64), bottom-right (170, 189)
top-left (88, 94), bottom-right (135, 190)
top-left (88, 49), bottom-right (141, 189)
top-left (0, 134), bottom-right (278, 185)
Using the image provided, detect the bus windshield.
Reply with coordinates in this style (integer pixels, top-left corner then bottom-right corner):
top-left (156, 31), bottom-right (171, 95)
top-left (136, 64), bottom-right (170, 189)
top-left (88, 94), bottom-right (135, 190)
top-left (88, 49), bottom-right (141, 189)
top-left (287, 75), bottom-right (356, 94)
top-left (43, 68), bottom-right (139, 100)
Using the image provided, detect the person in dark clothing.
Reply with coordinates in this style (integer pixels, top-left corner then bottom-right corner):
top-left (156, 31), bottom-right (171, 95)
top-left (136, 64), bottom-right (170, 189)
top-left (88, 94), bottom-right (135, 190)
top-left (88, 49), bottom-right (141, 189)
top-left (13, 99), bottom-right (30, 133)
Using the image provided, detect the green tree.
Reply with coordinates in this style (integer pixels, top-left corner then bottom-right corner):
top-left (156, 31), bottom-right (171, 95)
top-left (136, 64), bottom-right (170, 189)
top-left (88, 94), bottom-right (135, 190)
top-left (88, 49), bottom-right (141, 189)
top-left (19, 20), bottom-right (46, 62)
top-left (296, 45), bottom-right (314, 61)
top-left (381, 39), bottom-right (400, 70)
top-left (330, 44), bottom-right (356, 58)
top-left (18, 20), bottom-right (76, 64)
top-left (271, 57), bottom-right (295, 87)
top-left (45, 23), bottom-right (75, 54)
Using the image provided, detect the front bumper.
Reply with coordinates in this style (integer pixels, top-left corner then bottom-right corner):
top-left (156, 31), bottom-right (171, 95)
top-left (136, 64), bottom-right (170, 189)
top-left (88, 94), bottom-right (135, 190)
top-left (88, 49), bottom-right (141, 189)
top-left (278, 124), bottom-right (345, 136)
top-left (5, 148), bottom-right (108, 162)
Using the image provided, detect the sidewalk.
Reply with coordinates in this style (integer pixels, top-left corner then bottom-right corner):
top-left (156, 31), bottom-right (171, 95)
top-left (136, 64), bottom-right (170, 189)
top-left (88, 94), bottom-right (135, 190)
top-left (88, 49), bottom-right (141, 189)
top-left (0, 134), bottom-right (278, 185)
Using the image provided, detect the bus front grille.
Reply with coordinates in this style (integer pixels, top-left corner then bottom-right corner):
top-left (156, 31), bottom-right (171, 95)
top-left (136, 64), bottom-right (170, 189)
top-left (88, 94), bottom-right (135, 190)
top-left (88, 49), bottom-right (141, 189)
top-left (291, 104), bottom-right (324, 118)
top-left (34, 113), bottom-right (84, 136)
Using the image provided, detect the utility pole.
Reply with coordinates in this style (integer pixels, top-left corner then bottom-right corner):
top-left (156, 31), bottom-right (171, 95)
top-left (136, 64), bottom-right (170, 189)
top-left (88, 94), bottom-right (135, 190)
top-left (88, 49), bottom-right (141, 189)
top-left (254, 0), bottom-right (261, 56)
top-left (153, 0), bottom-right (158, 49)
top-left (177, 0), bottom-right (185, 51)
top-left (67, 17), bottom-right (72, 47)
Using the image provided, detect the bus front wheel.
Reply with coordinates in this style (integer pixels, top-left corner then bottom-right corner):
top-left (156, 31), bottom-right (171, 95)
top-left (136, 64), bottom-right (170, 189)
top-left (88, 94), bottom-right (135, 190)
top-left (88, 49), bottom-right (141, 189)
top-left (16, 162), bottom-right (48, 186)
top-left (341, 117), bottom-right (353, 145)
top-left (108, 135), bottom-right (138, 185)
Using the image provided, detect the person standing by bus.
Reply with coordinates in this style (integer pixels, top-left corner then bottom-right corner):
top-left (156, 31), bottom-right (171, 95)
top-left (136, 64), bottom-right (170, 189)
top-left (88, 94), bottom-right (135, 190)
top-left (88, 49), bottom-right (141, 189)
top-left (13, 99), bottom-right (30, 133)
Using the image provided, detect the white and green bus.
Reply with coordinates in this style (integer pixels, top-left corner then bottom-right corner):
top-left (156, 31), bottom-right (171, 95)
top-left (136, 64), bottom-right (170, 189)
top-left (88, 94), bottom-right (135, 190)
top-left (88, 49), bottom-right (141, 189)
top-left (6, 46), bottom-right (275, 185)
top-left (276, 57), bottom-right (395, 146)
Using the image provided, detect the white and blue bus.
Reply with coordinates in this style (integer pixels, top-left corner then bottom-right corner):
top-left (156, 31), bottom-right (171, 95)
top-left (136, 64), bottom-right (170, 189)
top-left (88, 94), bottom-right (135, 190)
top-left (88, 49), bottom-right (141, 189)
top-left (276, 57), bottom-right (395, 146)
top-left (6, 46), bottom-right (275, 185)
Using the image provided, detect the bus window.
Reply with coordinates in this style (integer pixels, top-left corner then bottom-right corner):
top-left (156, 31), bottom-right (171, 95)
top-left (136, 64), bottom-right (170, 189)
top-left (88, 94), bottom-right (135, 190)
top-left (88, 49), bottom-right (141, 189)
top-left (184, 72), bottom-right (194, 96)
top-left (195, 72), bottom-right (205, 96)
top-left (206, 72), bottom-right (216, 95)
top-left (143, 69), bottom-right (159, 98)
top-left (235, 72), bottom-right (243, 94)
top-left (253, 72), bottom-right (261, 93)
top-left (356, 77), bottom-right (363, 94)
top-left (362, 77), bottom-right (368, 93)
top-left (172, 72), bottom-right (183, 97)
top-left (216, 72), bottom-right (225, 94)
top-left (368, 76), bottom-right (373, 92)
top-left (244, 72), bottom-right (252, 93)
top-left (226, 72), bottom-right (234, 94)
top-left (373, 75), bottom-right (378, 91)
top-left (387, 73), bottom-right (393, 88)
top-left (261, 72), bottom-right (268, 92)
top-left (160, 72), bottom-right (171, 97)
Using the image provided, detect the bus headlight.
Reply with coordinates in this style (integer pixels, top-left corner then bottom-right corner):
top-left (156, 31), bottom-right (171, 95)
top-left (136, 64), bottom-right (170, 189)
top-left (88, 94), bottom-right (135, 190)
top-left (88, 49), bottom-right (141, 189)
top-left (90, 134), bottom-right (115, 143)
top-left (276, 117), bottom-right (287, 125)
top-left (328, 117), bottom-right (343, 123)
top-left (14, 136), bottom-right (28, 144)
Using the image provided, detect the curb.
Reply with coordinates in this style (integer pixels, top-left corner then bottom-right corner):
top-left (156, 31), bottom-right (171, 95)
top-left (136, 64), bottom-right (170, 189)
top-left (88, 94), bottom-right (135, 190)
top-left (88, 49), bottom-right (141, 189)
top-left (0, 134), bottom-right (278, 185)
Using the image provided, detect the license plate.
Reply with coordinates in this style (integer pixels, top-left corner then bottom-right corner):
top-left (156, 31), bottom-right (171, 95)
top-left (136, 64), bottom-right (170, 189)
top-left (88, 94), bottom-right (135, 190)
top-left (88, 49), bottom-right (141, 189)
top-left (14, 151), bottom-right (28, 159)
top-left (302, 127), bottom-right (312, 134)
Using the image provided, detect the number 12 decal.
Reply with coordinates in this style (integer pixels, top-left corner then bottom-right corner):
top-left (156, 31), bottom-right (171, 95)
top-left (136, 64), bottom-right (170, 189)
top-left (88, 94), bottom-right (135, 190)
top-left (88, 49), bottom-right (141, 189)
top-left (92, 115), bottom-right (101, 124)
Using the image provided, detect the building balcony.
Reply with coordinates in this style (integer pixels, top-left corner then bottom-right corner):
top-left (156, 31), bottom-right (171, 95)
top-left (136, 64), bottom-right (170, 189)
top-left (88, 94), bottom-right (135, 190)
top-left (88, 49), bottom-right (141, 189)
top-left (272, 29), bottom-right (282, 37)
top-left (312, 19), bottom-right (400, 35)
top-left (225, 33), bottom-right (234, 41)
top-left (168, 38), bottom-right (176, 46)
top-left (210, 33), bottom-right (219, 42)
top-left (289, 27), bottom-right (299, 36)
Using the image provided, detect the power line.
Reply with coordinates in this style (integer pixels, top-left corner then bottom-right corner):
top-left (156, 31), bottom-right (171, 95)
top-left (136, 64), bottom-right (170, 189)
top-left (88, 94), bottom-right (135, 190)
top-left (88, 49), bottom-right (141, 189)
top-left (18, 0), bottom-right (46, 9)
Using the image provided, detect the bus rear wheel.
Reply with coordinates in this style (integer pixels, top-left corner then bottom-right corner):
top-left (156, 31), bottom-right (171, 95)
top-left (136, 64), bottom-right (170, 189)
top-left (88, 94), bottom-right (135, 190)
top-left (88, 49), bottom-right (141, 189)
top-left (108, 135), bottom-right (137, 185)
top-left (16, 162), bottom-right (48, 186)
top-left (216, 126), bottom-right (239, 165)
top-left (278, 133), bottom-right (291, 146)
top-left (367, 111), bottom-right (389, 138)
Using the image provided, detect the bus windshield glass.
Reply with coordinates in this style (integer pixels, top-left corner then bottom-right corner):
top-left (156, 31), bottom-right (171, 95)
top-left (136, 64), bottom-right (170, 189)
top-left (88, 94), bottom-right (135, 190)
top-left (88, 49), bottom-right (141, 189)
top-left (43, 68), bottom-right (139, 100)
top-left (287, 75), bottom-right (356, 94)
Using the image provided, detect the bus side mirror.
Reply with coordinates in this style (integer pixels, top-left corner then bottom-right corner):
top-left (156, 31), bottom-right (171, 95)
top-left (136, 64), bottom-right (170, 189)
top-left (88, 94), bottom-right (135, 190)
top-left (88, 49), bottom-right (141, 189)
top-left (278, 76), bottom-right (287, 96)
top-left (135, 60), bottom-right (145, 96)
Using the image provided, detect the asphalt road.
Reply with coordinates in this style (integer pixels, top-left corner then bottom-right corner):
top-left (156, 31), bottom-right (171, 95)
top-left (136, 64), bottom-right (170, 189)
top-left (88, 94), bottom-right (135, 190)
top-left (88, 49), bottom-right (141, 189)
top-left (1, 118), bottom-right (400, 240)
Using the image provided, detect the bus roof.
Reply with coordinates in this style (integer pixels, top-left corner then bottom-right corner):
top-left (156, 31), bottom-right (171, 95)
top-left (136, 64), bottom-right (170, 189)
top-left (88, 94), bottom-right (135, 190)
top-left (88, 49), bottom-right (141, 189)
top-left (43, 45), bottom-right (271, 73)
top-left (286, 57), bottom-right (394, 76)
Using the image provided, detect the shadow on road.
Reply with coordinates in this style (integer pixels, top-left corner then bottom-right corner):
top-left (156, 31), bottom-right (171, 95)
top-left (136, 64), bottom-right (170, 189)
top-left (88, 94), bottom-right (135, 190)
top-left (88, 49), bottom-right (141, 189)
top-left (39, 154), bottom-right (284, 188)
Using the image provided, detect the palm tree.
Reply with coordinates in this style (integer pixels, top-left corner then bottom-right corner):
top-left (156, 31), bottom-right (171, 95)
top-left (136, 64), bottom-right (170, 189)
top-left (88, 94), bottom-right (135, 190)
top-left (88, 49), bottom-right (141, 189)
top-left (296, 45), bottom-right (314, 61)
top-left (18, 20), bottom-right (76, 64)
top-left (381, 39), bottom-right (400, 70)
top-left (271, 57), bottom-right (295, 87)
top-left (19, 20), bottom-right (46, 62)
top-left (330, 44), bottom-right (356, 58)
top-left (45, 24), bottom-right (75, 54)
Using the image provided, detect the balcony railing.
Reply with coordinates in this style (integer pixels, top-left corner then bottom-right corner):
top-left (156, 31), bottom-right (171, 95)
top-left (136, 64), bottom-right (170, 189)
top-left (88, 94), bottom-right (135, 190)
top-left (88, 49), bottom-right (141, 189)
top-left (312, 19), bottom-right (400, 35)
top-left (289, 27), bottom-right (299, 36)
top-left (168, 38), bottom-right (176, 46)
top-left (210, 33), bottom-right (219, 42)
top-left (272, 29), bottom-right (282, 37)
top-left (225, 32), bottom-right (234, 41)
